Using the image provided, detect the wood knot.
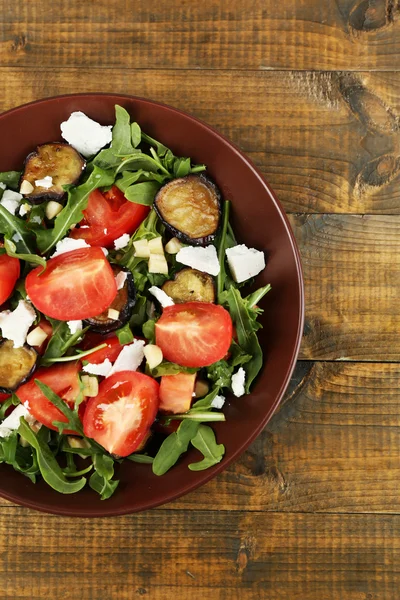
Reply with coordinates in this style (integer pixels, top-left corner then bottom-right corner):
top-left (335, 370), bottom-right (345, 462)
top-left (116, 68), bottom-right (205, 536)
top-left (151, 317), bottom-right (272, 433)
top-left (11, 34), bottom-right (29, 53)
top-left (349, 0), bottom-right (398, 32)
top-left (236, 536), bottom-right (257, 575)
top-left (354, 154), bottom-right (400, 196)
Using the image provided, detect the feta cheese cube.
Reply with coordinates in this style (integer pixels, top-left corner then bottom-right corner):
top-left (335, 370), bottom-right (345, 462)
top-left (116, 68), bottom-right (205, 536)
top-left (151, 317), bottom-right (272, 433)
top-left (0, 189), bottom-right (23, 215)
top-left (45, 201), bottom-right (63, 220)
top-left (60, 111), bottom-right (113, 158)
top-left (176, 245), bottom-right (220, 276)
top-left (0, 300), bottom-right (36, 348)
top-left (107, 308), bottom-right (120, 321)
top-left (67, 320), bottom-right (83, 335)
top-left (35, 176), bottom-right (53, 189)
top-left (231, 367), bottom-right (246, 397)
top-left (19, 180), bottom-right (34, 195)
top-left (26, 326), bottom-right (48, 347)
top-left (107, 340), bottom-right (146, 377)
top-left (114, 233), bottom-right (130, 250)
top-left (0, 404), bottom-right (35, 438)
top-left (51, 238), bottom-right (90, 258)
top-left (165, 237), bottom-right (183, 254)
top-left (81, 375), bottom-right (99, 397)
top-left (83, 359), bottom-right (113, 377)
top-left (148, 253), bottom-right (169, 274)
top-left (225, 244), bottom-right (265, 283)
top-left (211, 394), bottom-right (226, 409)
top-left (133, 239), bottom-right (150, 258)
top-left (148, 286), bottom-right (174, 308)
top-left (19, 203), bottom-right (31, 217)
top-left (148, 236), bottom-right (164, 255)
top-left (143, 344), bottom-right (163, 369)
top-left (115, 271), bottom-right (128, 290)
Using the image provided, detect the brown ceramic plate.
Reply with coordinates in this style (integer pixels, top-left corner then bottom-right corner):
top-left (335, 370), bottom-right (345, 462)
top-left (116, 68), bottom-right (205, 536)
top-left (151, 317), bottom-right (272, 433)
top-left (0, 94), bottom-right (304, 516)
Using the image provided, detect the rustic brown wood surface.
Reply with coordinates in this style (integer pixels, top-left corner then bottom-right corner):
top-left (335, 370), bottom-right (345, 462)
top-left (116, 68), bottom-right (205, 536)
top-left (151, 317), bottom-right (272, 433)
top-left (1, 1), bottom-right (400, 599)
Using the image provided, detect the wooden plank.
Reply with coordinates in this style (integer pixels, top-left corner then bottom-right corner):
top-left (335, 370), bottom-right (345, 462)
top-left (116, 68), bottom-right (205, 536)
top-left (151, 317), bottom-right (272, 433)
top-left (2, 362), bottom-right (400, 515)
top-left (1, 68), bottom-right (400, 213)
top-left (1, 0), bottom-right (400, 71)
top-left (0, 508), bottom-right (399, 599)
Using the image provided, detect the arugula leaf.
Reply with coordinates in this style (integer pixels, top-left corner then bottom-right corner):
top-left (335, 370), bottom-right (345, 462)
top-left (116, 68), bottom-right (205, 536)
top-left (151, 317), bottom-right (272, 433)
top-left (0, 394), bottom-right (20, 420)
top-left (207, 360), bottom-right (234, 389)
top-left (141, 132), bottom-right (169, 157)
top-left (42, 319), bottom-right (88, 361)
top-left (126, 453), bottom-right (154, 464)
top-left (0, 171), bottom-right (21, 190)
top-left (0, 431), bottom-right (39, 483)
top-left (123, 181), bottom-right (161, 206)
top-left (188, 425), bottom-right (225, 471)
top-left (92, 148), bottom-right (122, 170)
top-left (18, 418), bottom-right (86, 494)
top-left (89, 454), bottom-right (119, 500)
top-left (0, 205), bottom-right (35, 254)
top-left (216, 201), bottom-right (236, 298)
top-left (115, 323), bottom-right (134, 345)
top-left (245, 284), bottom-right (272, 309)
top-left (4, 239), bottom-right (46, 271)
top-left (115, 153), bottom-right (168, 176)
top-left (152, 420), bottom-right (200, 476)
top-left (190, 387), bottom-right (221, 411)
top-left (150, 361), bottom-right (197, 378)
top-left (131, 122), bottom-right (141, 148)
top-left (32, 381), bottom-right (83, 435)
top-left (167, 412), bottom-right (225, 422)
top-left (173, 157), bottom-right (191, 178)
top-left (111, 105), bottom-right (135, 156)
top-left (43, 343), bottom-right (107, 364)
top-left (36, 166), bottom-right (115, 254)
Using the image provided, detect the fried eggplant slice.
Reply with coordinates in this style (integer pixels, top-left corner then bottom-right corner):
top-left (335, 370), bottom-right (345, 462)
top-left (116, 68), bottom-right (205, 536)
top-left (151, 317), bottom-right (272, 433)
top-left (154, 174), bottom-right (221, 245)
top-left (21, 143), bottom-right (86, 203)
top-left (162, 268), bottom-right (215, 303)
top-left (0, 340), bottom-right (38, 393)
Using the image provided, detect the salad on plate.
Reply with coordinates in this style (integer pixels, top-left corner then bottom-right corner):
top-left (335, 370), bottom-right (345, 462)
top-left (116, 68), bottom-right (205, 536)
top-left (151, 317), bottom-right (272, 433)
top-left (0, 106), bottom-right (270, 499)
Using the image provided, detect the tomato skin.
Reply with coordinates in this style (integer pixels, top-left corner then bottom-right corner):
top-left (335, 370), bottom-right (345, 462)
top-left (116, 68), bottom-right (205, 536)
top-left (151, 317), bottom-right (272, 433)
top-left (0, 392), bottom-right (10, 403)
top-left (155, 302), bottom-right (233, 368)
top-left (0, 255), bottom-right (20, 305)
top-left (70, 186), bottom-right (150, 248)
top-left (83, 371), bottom-right (159, 457)
top-left (16, 362), bottom-right (83, 434)
top-left (159, 373), bottom-right (196, 414)
top-left (26, 247), bottom-right (118, 321)
top-left (83, 335), bottom-right (124, 364)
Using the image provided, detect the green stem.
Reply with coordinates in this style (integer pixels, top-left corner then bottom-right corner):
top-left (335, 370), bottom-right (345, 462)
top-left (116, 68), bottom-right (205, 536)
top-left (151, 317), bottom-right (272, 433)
top-left (246, 284), bottom-right (272, 308)
top-left (167, 412), bottom-right (226, 422)
top-left (42, 343), bottom-right (107, 364)
top-left (217, 201), bottom-right (230, 298)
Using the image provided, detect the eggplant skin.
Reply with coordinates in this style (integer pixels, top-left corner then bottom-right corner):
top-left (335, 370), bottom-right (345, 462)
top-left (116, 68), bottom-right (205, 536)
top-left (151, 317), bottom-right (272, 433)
top-left (83, 267), bottom-right (136, 334)
top-left (0, 340), bottom-right (38, 393)
top-left (162, 268), bottom-right (215, 303)
top-left (154, 174), bottom-right (221, 246)
top-left (21, 143), bottom-right (86, 204)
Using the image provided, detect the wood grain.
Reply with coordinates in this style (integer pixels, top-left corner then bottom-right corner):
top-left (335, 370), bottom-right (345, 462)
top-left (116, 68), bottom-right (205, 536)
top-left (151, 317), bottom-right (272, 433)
top-left (1, 0), bottom-right (400, 72)
top-left (1, 508), bottom-right (399, 600)
top-left (1, 68), bottom-right (400, 213)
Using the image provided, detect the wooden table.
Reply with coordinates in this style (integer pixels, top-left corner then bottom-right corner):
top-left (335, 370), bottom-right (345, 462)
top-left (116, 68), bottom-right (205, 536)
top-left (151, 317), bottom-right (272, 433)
top-left (1, 1), bottom-right (400, 598)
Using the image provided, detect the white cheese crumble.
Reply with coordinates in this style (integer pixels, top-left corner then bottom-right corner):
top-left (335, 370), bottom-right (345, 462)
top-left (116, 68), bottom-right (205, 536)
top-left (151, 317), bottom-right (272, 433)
top-left (30, 215), bottom-right (42, 224)
top-left (67, 320), bottom-right (82, 335)
top-left (0, 300), bottom-right (36, 348)
top-left (231, 367), bottom-right (246, 398)
top-left (114, 233), bottom-right (130, 250)
top-left (83, 359), bottom-right (113, 377)
top-left (51, 238), bottom-right (90, 258)
top-left (0, 404), bottom-right (35, 438)
top-left (176, 245), bottom-right (220, 276)
top-left (225, 244), bottom-right (265, 284)
top-left (12, 232), bottom-right (22, 243)
top-left (148, 286), bottom-right (174, 308)
top-left (0, 189), bottom-right (23, 215)
top-left (107, 340), bottom-right (145, 377)
top-left (115, 271), bottom-right (128, 291)
top-left (19, 203), bottom-right (30, 217)
top-left (35, 176), bottom-right (53, 189)
top-left (211, 394), bottom-right (226, 409)
top-left (0, 182), bottom-right (6, 190)
top-left (60, 111), bottom-right (113, 158)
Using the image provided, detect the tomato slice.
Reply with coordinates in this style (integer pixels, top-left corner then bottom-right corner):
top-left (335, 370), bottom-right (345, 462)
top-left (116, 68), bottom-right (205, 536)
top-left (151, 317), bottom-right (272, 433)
top-left (0, 255), bottom-right (20, 305)
top-left (26, 247), bottom-right (117, 320)
top-left (82, 335), bottom-right (124, 364)
top-left (155, 302), bottom-right (233, 368)
top-left (159, 373), bottom-right (196, 414)
top-left (0, 392), bottom-right (10, 403)
top-left (70, 186), bottom-right (150, 248)
top-left (83, 371), bottom-right (159, 456)
top-left (16, 362), bottom-right (83, 434)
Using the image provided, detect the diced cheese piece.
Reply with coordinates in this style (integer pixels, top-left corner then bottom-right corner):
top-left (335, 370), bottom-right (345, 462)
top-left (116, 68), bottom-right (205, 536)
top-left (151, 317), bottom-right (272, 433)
top-left (68, 436), bottom-right (90, 450)
top-left (148, 253), bottom-right (168, 274)
top-left (19, 203), bottom-right (31, 217)
top-left (114, 233), bottom-right (130, 250)
top-left (211, 394), bottom-right (226, 409)
top-left (107, 308), bottom-right (120, 320)
top-left (83, 359), bottom-right (113, 377)
top-left (0, 189), bottom-right (23, 215)
top-left (45, 201), bottom-right (63, 220)
top-left (30, 215), bottom-right (42, 224)
top-left (0, 404), bottom-right (35, 438)
top-left (133, 239), bottom-right (150, 258)
top-left (107, 340), bottom-right (145, 377)
top-left (231, 367), bottom-right (246, 398)
top-left (148, 236), bottom-right (164, 255)
top-left (67, 320), bottom-right (82, 335)
top-left (35, 176), bottom-right (53, 189)
top-left (0, 300), bottom-right (36, 348)
top-left (60, 111), bottom-right (113, 158)
top-left (20, 180), bottom-right (34, 195)
top-left (225, 244), bottom-right (265, 284)
top-left (81, 375), bottom-right (100, 397)
top-left (176, 245), bottom-right (220, 276)
top-left (143, 344), bottom-right (163, 369)
top-left (165, 237), bottom-right (183, 254)
top-left (0, 183), bottom-right (6, 190)
top-left (115, 271), bottom-right (127, 290)
top-left (12, 232), bottom-right (22, 243)
top-left (51, 238), bottom-right (90, 258)
top-left (148, 286), bottom-right (174, 308)
top-left (26, 326), bottom-right (48, 347)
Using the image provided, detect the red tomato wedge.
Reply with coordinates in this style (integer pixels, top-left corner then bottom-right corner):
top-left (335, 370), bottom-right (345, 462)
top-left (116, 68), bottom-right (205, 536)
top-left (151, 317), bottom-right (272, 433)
top-left (26, 247), bottom-right (117, 321)
top-left (155, 302), bottom-right (233, 368)
top-left (70, 186), bottom-right (150, 248)
top-left (0, 392), bottom-right (10, 403)
top-left (0, 254), bottom-right (20, 305)
top-left (83, 371), bottom-right (159, 457)
top-left (16, 362), bottom-right (83, 434)
top-left (82, 335), bottom-right (124, 364)
top-left (159, 373), bottom-right (196, 414)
